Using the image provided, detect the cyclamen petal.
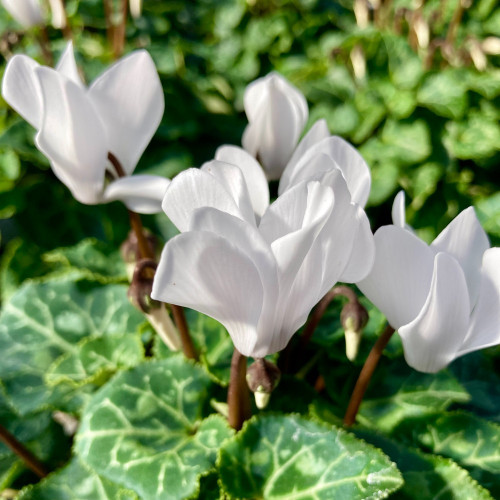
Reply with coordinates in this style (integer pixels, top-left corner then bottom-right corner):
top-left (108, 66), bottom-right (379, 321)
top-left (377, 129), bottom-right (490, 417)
top-left (242, 73), bottom-right (308, 180)
top-left (157, 154), bottom-right (375, 358)
top-left (359, 190), bottom-right (500, 373)
top-left (151, 231), bottom-right (264, 357)
top-left (1, 0), bottom-right (44, 28)
top-left (1, 42), bottom-right (166, 213)
top-left (35, 67), bottom-right (107, 205)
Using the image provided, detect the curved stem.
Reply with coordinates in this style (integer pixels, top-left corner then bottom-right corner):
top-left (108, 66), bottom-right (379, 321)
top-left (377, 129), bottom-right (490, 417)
top-left (0, 424), bottom-right (49, 478)
top-left (227, 349), bottom-right (252, 430)
top-left (343, 324), bottom-right (396, 426)
top-left (108, 152), bottom-right (197, 360)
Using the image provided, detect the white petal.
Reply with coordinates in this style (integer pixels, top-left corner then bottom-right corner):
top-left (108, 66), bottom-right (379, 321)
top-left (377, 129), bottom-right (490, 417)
top-left (339, 205), bottom-right (375, 283)
top-left (88, 50), bottom-right (164, 175)
top-left (392, 191), bottom-right (406, 228)
top-left (1, 0), bottom-right (44, 28)
top-left (201, 160), bottom-right (256, 224)
top-left (399, 253), bottom-right (470, 373)
top-left (151, 231), bottom-right (264, 357)
top-left (242, 73), bottom-right (308, 179)
top-left (102, 175), bottom-right (170, 214)
top-left (284, 136), bottom-right (371, 207)
top-left (431, 207), bottom-right (490, 306)
top-left (35, 67), bottom-right (106, 204)
top-left (459, 248), bottom-right (500, 355)
top-left (215, 145), bottom-right (269, 218)
top-left (189, 207), bottom-right (280, 348)
top-left (55, 41), bottom-right (84, 87)
top-left (162, 168), bottom-right (244, 232)
top-left (2, 55), bottom-right (42, 129)
top-left (279, 119), bottom-right (330, 194)
top-left (262, 181), bottom-right (334, 292)
top-left (47, 0), bottom-right (66, 29)
top-left (357, 225), bottom-right (435, 329)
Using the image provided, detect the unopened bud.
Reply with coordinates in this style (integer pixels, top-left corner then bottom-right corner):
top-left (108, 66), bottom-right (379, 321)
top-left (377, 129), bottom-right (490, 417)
top-left (246, 359), bottom-right (281, 409)
top-left (120, 230), bottom-right (158, 280)
top-left (341, 301), bottom-right (369, 362)
top-left (128, 259), bottom-right (160, 314)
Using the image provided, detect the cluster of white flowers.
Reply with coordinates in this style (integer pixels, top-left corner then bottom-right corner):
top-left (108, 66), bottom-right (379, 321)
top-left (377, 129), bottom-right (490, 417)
top-left (2, 43), bottom-right (499, 374)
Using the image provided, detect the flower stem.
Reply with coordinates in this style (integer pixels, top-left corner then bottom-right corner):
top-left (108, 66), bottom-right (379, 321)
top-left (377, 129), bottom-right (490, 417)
top-left (0, 423), bottom-right (49, 478)
top-left (108, 151), bottom-right (197, 360)
top-left (103, 0), bottom-right (114, 48)
top-left (37, 27), bottom-right (54, 66)
top-left (343, 324), bottom-right (396, 426)
top-left (113, 0), bottom-right (128, 59)
top-left (227, 349), bottom-right (252, 430)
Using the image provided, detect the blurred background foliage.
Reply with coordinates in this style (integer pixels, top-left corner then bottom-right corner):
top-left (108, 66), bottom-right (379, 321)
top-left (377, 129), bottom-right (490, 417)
top-left (0, 0), bottom-right (499, 303)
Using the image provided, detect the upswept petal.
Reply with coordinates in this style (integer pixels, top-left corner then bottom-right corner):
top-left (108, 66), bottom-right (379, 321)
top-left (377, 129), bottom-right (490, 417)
top-left (242, 73), bottom-right (308, 179)
top-left (283, 136), bottom-right (371, 207)
top-left (34, 67), bottom-right (106, 204)
top-left (162, 168), bottom-right (245, 232)
top-left (189, 207), bottom-right (280, 344)
top-left (431, 207), bottom-right (490, 307)
top-left (459, 248), bottom-right (500, 355)
top-left (392, 191), bottom-right (406, 228)
top-left (279, 119), bottom-right (330, 194)
top-left (1, 0), bottom-right (44, 28)
top-left (399, 253), bottom-right (470, 373)
top-left (339, 205), bottom-right (375, 283)
top-left (55, 41), bottom-right (84, 87)
top-left (102, 175), bottom-right (170, 214)
top-left (244, 72), bottom-right (307, 124)
top-left (200, 160), bottom-right (256, 224)
top-left (88, 50), bottom-right (164, 175)
top-left (2, 55), bottom-right (42, 129)
top-left (266, 181), bottom-right (334, 293)
top-left (215, 145), bottom-right (270, 218)
top-left (357, 225), bottom-right (435, 329)
top-left (151, 231), bottom-right (264, 357)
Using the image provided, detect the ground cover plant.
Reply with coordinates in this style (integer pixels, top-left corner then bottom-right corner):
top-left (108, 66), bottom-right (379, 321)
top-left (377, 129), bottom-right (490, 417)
top-left (0, 0), bottom-right (499, 499)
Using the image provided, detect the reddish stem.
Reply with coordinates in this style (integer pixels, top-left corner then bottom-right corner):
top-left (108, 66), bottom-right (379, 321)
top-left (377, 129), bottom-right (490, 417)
top-left (0, 424), bottom-right (49, 478)
top-left (343, 325), bottom-right (396, 426)
top-left (227, 349), bottom-right (252, 430)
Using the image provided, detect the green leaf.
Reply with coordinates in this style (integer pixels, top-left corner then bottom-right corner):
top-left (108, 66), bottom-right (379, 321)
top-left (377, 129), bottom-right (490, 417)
top-left (0, 279), bottom-right (146, 414)
top-left (75, 357), bottom-right (233, 500)
top-left (385, 35), bottom-right (425, 89)
top-left (46, 334), bottom-right (145, 388)
top-left (17, 458), bottom-right (139, 500)
top-left (218, 414), bottom-right (403, 499)
top-left (467, 70), bottom-right (500, 99)
top-left (417, 70), bottom-right (469, 120)
top-left (396, 411), bottom-right (500, 474)
top-left (310, 403), bottom-right (494, 499)
top-left (443, 112), bottom-right (500, 160)
top-left (43, 239), bottom-right (128, 284)
top-left (356, 359), bottom-right (470, 433)
top-left (155, 309), bottom-right (234, 386)
top-left (381, 119), bottom-right (432, 165)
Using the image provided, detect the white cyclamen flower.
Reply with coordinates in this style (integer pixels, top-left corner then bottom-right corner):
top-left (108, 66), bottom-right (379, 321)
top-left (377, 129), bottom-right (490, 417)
top-left (2, 42), bottom-right (168, 213)
top-left (152, 158), bottom-right (374, 358)
top-left (242, 72), bottom-right (308, 181)
top-left (47, 0), bottom-right (66, 29)
top-left (1, 0), bottom-right (44, 28)
top-left (219, 119), bottom-right (371, 209)
top-left (358, 191), bottom-right (500, 373)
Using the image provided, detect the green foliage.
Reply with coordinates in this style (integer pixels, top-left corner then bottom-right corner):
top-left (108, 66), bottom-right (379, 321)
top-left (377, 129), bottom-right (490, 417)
top-left (0, 278), bottom-right (145, 414)
top-left (75, 357), bottom-right (233, 500)
top-left (218, 414), bottom-right (403, 499)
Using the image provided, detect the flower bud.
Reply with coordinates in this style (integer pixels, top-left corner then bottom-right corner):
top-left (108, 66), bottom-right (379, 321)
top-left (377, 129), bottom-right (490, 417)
top-left (341, 301), bottom-right (369, 361)
top-left (120, 229), bottom-right (158, 280)
top-left (246, 359), bottom-right (281, 409)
